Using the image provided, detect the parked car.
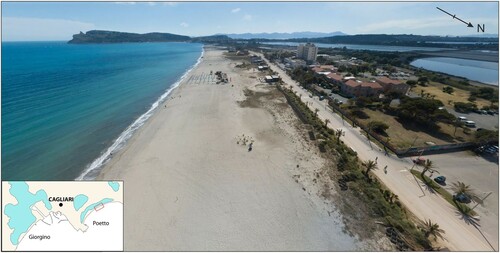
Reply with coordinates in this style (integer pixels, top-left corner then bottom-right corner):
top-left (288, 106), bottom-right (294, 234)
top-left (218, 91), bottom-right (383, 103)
top-left (453, 193), bottom-right (471, 204)
top-left (464, 121), bottom-right (476, 128)
top-left (487, 110), bottom-right (495, 115)
top-left (458, 116), bottom-right (467, 122)
top-left (434, 176), bottom-right (446, 185)
top-left (413, 157), bottom-right (426, 165)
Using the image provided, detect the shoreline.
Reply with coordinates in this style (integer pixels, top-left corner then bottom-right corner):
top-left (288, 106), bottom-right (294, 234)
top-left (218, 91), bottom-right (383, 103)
top-left (75, 46), bottom-right (205, 180)
top-left (96, 47), bottom-right (389, 251)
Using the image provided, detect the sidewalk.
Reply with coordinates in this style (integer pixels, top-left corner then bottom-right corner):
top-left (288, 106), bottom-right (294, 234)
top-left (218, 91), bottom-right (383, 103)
top-left (254, 52), bottom-right (496, 251)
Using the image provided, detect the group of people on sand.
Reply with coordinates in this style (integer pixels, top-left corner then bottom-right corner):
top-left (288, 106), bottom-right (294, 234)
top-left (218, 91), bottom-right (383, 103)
top-left (237, 134), bottom-right (254, 152)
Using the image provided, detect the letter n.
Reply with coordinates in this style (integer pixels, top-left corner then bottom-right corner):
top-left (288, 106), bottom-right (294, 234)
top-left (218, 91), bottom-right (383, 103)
top-left (478, 24), bottom-right (485, 33)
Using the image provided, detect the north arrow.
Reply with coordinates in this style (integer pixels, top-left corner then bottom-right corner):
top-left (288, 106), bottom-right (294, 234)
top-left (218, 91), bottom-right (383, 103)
top-left (436, 7), bottom-right (473, 27)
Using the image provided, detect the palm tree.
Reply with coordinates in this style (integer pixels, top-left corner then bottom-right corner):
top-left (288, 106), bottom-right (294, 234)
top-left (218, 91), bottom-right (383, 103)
top-left (314, 108), bottom-right (319, 116)
top-left (325, 119), bottom-right (330, 127)
top-left (362, 160), bottom-right (378, 175)
top-left (420, 159), bottom-right (438, 181)
top-left (418, 219), bottom-right (445, 241)
top-left (335, 129), bottom-right (344, 143)
top-left (451, 181), bottom-right (482, 204)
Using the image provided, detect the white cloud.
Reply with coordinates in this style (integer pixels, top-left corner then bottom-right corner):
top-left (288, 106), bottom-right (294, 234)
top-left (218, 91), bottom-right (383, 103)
top-left (180, 22), bottom-right (189, 28)
top-left (231, 8), bottom-right (241, 13)
top-left (3, 17), bottom-right (96, 41)
top-left (243, 14), bottom-right (252, 21)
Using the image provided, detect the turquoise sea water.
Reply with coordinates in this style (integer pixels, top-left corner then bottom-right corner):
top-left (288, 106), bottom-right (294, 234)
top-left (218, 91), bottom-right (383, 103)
top-left (2, 41), bottom-right (203, 180)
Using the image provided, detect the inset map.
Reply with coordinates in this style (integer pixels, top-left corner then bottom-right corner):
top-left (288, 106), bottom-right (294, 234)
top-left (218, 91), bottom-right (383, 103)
top-left (2, 181), bottom-right (123, 251)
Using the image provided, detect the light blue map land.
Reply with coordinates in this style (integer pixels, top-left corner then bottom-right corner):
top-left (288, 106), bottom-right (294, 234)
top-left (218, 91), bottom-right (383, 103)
top-left (4, 182), bottom-right (52, 245)
top-left (80, 198), bottom-right (113, 223)
top-left (108, 182), bottom-right (120, 192)
top-left (73, 194), bottom-right (89, 211)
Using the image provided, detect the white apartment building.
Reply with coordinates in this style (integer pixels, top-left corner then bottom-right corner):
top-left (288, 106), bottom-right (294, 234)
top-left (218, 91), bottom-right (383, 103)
top-left (296, 43), bottom-right (318, 63)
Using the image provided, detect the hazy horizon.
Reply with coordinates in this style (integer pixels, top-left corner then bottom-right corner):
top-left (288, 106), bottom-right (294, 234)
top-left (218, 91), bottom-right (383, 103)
top-left (2, 1), bottom-right (498, 41)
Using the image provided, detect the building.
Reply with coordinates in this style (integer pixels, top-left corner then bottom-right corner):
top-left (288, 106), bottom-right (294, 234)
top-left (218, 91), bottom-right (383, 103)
top-left (326, 72), bottom-right (344, 85)
top-left (341, 80), bottom-right (383, 97)
top-left (296, 43), bottom-right (318, 63)
top-left (375, 76), bottom-right (410, 95)
top-left (284, 58), bottom-right (306, 69)
top-left (258, 65), bottom-right (269, 71)
top-left (311, 65), bottom-right (337, 74)
top-left (265, 75), bottom-right (281, 83)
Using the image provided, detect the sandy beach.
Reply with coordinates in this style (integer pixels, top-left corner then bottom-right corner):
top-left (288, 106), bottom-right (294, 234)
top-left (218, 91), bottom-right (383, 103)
top-left (98, 47), bottom-right (387, 251)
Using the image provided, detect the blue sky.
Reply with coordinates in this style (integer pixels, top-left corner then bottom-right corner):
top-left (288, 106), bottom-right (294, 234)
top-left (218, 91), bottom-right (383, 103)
top-left (2, 1), bottom-right (498, 41)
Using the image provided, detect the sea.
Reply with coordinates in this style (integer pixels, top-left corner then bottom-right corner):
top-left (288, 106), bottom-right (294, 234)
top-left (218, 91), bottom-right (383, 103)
top-left (2, 41), bottom-right (203, 181)
top-left (410, 57), bottom-right (499, 86)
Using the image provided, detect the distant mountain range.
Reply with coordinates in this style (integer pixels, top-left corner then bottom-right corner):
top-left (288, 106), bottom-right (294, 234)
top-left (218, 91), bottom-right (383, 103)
top-left (221, 31), bottom-right (347, 40)
top-left (68, 30), bottom-right (498, 49)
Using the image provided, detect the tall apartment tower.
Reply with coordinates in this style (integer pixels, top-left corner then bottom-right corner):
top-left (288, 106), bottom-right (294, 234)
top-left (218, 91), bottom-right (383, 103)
top-left (296, 43), bottom-right (318, 63)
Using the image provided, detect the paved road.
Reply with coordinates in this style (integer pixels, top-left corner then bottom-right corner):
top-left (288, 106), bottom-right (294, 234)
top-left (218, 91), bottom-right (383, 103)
top-left (254, 52), bottom-right (497, 251)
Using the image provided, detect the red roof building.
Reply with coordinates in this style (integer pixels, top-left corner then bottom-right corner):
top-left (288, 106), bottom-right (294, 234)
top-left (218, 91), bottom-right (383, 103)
top-left (375, 76), bottom-right (410, 95)
top-left (341, 80), bottom-right (383, 97)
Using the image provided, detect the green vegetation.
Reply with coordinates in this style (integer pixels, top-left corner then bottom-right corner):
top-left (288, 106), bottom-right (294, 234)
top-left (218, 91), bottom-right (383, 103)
top-left (288, 67), bottom-right (332, 89)
top-left (470, 87), bottom-right (498, 102)
top-left (418, 219), bottom-right (445, 241)
top-left (475, 129), bottom-right (499, 144)
top-left (454, 102), bottom-right (477, 113)
top-left (396, 97), bottom-right (455, 129)
top-left (362, 159), bottom-right (378, 175)
top-left (368, 121), bottom-right (389, 135)
top-left (442, 86), bottom-right (454, 94)
top-left (278, 84), bottom-right (432, 250)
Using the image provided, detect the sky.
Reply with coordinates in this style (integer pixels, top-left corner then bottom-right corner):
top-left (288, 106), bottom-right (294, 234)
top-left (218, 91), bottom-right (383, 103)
top-left (2, 1), bottom-right (499, 41)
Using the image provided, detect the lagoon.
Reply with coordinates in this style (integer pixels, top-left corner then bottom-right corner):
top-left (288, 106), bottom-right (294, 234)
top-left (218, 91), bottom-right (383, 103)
top-left (261, 41), bottom-right (452, 52)
top-left (410, 57), bottom-right (499, 86)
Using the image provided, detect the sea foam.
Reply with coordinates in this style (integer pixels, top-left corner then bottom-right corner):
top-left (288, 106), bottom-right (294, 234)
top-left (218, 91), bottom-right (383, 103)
top-left (76, 47), bottom-right (205, 180)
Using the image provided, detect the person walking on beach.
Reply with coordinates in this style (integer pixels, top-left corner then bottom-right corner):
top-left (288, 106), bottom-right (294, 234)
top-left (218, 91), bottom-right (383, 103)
top-left (375, 156), bottom-right (378, 164)
top-left (384, 165), bottom-right (387, 174)
top-left (248, 142), bottom-right (253, 152)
